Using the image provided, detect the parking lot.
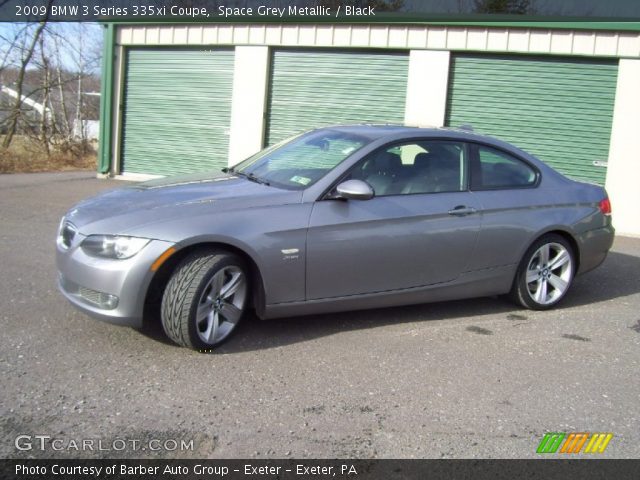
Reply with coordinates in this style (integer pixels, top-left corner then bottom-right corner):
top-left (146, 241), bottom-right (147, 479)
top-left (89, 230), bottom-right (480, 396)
top-left (1, 171), bottom-right (639, 459)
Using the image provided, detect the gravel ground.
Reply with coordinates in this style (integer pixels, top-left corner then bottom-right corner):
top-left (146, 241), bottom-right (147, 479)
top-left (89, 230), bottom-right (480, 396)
top-left (1, 172), bottom-right (639, 459)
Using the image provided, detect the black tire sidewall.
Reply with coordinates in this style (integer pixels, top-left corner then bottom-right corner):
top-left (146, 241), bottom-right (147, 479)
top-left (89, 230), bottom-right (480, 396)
top-left (161, 251), bottom-right (249, 350)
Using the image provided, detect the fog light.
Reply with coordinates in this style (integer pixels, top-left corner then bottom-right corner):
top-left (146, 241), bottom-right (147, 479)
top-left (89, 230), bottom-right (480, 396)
top-left (78, 287), bottom-right (119, 310)
top-left (100, 293), bottom-right (119, 310)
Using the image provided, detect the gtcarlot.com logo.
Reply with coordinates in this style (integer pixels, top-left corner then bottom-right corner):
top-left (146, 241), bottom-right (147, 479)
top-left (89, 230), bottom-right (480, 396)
top-left (536, 432), bottom-right (613, 454)
top-left (14, 435), bottom-right (194, 452)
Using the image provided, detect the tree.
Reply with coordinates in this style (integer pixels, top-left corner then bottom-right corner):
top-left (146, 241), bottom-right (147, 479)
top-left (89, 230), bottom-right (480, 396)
top-left (1, 21), bottom-right (101, 157)
top-left (368, 0), bottom-right (404, 11)
top-left (2, 21), bottom-right (47, 148)
top-left (38, 31), bottom-right (51, 154)
top-left (309, 0), bottom-right (404, 11)
top-left (474, 0), bottom-right (534, 14)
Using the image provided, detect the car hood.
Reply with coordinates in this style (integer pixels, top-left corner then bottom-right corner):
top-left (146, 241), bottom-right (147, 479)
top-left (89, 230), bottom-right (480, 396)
top-left (65, 171), bottom-right (302, 236)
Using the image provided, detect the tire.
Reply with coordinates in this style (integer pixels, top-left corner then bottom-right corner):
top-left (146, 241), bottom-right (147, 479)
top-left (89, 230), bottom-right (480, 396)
top-left (510, 234), bottom-right (575, 310)
top-left (161, 251), bottom-right (249, 350)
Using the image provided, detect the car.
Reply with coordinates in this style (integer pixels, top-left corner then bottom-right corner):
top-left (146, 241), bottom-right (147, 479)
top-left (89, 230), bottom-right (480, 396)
top-left (56, 125), bottom-right (614, 350)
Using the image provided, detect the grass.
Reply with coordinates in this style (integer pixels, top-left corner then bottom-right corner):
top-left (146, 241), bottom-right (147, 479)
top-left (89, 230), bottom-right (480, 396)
top-left (0, 136), bottom-right (97, 174)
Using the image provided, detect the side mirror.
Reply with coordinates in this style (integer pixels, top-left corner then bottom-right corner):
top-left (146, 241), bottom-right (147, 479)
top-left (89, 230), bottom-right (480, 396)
top-left (335, 179), bottom-right (374, 201)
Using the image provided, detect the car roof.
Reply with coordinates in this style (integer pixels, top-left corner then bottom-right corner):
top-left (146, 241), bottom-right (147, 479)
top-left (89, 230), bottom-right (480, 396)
top-left (319, 123), bottom-right (499, 143)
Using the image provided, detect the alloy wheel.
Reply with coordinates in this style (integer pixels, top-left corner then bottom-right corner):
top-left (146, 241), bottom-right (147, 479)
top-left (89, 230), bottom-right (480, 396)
top-left (195, 266), bottom-right (247, 345)
top-left (525, 242), bottom-right (573, 306)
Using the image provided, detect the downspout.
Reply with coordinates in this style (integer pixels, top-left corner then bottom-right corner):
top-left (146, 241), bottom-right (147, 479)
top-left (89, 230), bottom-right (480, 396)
top-left (97, 23), bottom-right (115, 175)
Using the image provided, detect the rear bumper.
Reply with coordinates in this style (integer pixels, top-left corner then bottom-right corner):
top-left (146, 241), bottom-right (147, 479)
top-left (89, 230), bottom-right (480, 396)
top-left (56, 238), bottom-right (175, 328)
top-left (576, 224), bottom-right (615, 275)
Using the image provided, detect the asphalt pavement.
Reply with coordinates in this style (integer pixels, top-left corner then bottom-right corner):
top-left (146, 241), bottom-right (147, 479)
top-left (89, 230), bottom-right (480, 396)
top-left (1, 172), bottom-right (638, 459)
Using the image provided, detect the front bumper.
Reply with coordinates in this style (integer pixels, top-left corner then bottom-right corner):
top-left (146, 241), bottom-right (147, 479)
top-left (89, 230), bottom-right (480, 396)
top-left (56, 237), bottom-right (175, 328)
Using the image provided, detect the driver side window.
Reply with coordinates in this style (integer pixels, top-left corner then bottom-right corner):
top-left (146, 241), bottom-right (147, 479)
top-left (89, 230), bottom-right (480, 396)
top-left (347, 141), bottom-right (467, 196)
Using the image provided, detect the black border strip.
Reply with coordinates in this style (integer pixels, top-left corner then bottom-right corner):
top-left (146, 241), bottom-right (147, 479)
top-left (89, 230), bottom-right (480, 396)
top-left (1, 1), bottom-right (639, 23)
top-left (3, 459), bottom-right (640, 480)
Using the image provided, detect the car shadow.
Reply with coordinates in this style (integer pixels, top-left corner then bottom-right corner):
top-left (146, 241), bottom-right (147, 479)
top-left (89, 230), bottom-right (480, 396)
top-left (561, 250), bottom-right (640, 308)
top-left (137, 251), bottom-right (640, 353)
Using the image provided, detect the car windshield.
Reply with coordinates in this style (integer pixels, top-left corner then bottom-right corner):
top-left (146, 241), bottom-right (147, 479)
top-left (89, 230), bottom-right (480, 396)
top-left (232, 129), bottom-right (370, 190)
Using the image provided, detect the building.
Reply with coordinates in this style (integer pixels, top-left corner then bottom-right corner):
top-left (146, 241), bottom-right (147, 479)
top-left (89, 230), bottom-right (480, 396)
top-left (98, 21), bottom-right (640, 235)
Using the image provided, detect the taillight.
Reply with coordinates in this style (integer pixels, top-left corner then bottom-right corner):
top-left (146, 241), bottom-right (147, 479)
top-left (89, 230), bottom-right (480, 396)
top-left (599, 198), bottom-right (612, 215)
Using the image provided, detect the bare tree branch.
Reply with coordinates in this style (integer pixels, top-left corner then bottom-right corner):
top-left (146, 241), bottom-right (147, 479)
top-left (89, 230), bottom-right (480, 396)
top-left (2, 21), bottom-right (47, 148)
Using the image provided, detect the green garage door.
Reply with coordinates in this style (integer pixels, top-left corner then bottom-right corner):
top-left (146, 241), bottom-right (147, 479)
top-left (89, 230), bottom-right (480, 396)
top-left (446, 54), bottom-right (618, 184)
top-left (266, 50), bottom-right (409, 145)
top-left (122, 49), bottom-right (234, 176)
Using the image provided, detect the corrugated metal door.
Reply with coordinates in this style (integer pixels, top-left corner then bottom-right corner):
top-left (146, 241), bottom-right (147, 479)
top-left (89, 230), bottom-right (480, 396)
top-left (446, 54), bottom-right (618, 184)
top-left (266, 50), bottom-right (409, 145)
top-left (122, 49), bottom-right (234, 176)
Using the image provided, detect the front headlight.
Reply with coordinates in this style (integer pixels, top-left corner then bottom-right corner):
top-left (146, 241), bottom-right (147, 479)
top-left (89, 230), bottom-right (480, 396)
top-left (81, 235), bottom-right (150, 259)
top-left (57, 218), bottom-right (77, 250)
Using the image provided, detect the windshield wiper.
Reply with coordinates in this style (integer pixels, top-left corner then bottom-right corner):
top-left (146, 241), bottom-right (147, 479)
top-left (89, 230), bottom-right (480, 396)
top-left (233, 170), bottom-right (270, 186)
top-left (221, 166), bottom-right (234, 173)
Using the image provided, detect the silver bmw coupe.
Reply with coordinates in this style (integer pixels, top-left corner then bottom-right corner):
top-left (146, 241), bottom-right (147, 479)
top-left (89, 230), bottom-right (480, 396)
top-left (56, 125), bottom-right (614, 350)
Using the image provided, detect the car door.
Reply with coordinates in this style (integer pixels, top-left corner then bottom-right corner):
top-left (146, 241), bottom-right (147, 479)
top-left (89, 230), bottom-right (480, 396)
top-left (465, 142), bottom-right (544, 272)
top-left (306, 140), bottom-right (482, 300)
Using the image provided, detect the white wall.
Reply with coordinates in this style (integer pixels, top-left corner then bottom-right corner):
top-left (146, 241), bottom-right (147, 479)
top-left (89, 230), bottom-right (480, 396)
top-left (404, 50), bottom-right (450, 127)
top-left (118, 24), bottom-right (640, 60)
top-left (228, 46), bottom-right (269, 166)
top-left (605, 58), bottom-right (640, 236)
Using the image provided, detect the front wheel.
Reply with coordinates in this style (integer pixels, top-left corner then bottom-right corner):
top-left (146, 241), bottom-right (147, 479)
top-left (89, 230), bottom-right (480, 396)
top-left (161, 251), bottom-right (249, 350)
top-left (510, 234), bottom-right (575, 310)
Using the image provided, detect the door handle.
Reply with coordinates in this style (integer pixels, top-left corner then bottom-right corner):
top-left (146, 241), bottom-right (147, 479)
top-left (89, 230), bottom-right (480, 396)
top-left (448, 205), bottom-right (477, 216)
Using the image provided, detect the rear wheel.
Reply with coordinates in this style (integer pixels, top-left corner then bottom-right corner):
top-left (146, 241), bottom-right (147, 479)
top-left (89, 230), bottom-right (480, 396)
top-left (161, 251), bottom-right (248, 350)
top-left (510, 234), bottom-right (575, 310)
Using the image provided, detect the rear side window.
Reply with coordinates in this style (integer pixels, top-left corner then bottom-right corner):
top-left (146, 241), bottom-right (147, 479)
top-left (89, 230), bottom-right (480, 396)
top-left (472, 145), bottom-right (537, 190)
